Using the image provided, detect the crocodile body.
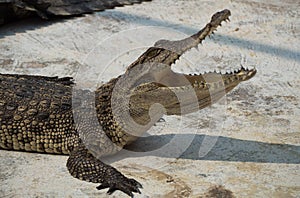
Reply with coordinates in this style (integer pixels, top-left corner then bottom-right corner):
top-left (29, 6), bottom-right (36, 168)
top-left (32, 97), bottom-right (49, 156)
top-left (0, 9), bottom-right (256, 197)
top-left (0, 0), bottom-right (151, 25)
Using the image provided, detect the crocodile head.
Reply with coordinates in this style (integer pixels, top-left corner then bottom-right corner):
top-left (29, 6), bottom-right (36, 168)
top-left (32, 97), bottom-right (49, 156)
top-left (96, 9), bottom-right (256, 144)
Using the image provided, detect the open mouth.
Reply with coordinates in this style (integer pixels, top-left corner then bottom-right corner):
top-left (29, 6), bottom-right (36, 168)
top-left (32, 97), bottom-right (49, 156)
top-left (119, 9), bottom-right (256, 116)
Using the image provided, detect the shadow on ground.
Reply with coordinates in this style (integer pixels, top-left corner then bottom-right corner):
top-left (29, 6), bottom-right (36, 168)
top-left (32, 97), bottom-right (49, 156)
top-left (0, 16), bottom-right (70, 39)
top-left (102, 133), bottom-right (300, 164)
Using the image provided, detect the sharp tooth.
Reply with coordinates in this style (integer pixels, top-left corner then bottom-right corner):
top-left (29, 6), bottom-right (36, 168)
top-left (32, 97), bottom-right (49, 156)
top-left (198, 81), bottom-right (202, 87)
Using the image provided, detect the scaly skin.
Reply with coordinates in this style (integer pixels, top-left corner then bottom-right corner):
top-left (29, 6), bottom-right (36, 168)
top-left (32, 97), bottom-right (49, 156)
top-left (0, 0), bottom-right (152, 25)
top-left (0, 9), bottom-right (256, 197)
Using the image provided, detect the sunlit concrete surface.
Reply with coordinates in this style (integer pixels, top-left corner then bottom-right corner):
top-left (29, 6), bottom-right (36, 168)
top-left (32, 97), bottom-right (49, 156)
top-left (0, 0), bottom-right (299, 197)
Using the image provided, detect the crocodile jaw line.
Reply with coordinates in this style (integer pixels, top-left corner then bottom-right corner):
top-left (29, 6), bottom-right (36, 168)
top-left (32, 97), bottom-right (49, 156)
top-left (96, 9), bottom-right (256, 142)
top-left (125, 9), bottom-right (256, 117)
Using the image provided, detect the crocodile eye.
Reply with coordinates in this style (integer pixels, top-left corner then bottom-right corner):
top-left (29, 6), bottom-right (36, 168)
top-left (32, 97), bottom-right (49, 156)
top-left (61, 103), bottom-right (72, 111)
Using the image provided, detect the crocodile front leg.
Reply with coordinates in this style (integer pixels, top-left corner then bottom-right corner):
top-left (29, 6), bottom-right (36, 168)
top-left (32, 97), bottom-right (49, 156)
top-left (69, 89), bottom-right (144, 197)
top-left (67, 143), bottom-right (142, 197)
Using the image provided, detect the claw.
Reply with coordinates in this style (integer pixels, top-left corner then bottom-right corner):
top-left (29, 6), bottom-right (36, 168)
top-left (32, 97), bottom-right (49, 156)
top-left (96, 183), bottom-right (109, 190)
top-left (131, 179), bottom-right (143, 189)
top-left (107, 186), bottom-right (117, 195)
top-left (96, 176), bottom-right (142, 197)
top-left (135, 188), bottom-right (141, 194)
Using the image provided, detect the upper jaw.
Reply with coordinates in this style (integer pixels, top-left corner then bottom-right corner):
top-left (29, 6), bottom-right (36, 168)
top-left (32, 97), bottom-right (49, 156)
top-left (127, 9), bottom-right (232, 71)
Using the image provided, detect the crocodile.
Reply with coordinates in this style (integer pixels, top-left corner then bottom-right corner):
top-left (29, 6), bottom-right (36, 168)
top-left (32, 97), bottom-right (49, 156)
top-left (0, 9), bottom-right (256, 197)
top-left (0, 0), bottom-right (152, 25)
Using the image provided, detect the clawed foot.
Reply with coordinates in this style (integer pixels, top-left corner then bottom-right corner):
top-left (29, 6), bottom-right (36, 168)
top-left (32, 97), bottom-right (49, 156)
top-left (97, 176), bottom-right (142, 197)
top-left (67, 144), bottom-right (142, 197)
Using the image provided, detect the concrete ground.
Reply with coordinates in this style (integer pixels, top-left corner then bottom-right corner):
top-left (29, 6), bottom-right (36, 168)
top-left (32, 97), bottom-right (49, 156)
top-left (0, 0), bottom-right (299, 197)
